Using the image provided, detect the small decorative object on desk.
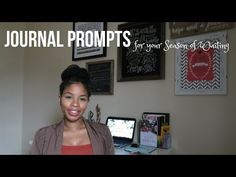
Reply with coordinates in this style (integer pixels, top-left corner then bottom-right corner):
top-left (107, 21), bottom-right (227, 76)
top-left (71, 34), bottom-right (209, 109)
top-left (88, 110), bottom-right (95, 122)
top-left (96, 104), bottom-right (101, 123)
top-left (160, 125), bottom-right (171, 149)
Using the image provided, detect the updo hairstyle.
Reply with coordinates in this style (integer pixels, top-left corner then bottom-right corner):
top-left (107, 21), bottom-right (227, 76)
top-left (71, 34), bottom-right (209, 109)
top-left (59, 64), bottom-right (91, 98)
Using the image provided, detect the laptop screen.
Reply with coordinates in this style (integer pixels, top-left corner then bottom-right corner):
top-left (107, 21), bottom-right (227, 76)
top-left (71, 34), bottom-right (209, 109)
top-left (106, 117), bottom-right (136, 139)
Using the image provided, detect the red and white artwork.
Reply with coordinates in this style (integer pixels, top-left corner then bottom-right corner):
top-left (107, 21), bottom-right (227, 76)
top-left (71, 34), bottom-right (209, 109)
top-left (187, 48), bottom-right (214, 81)
top-left (175, 31), bottom-right (227, 95)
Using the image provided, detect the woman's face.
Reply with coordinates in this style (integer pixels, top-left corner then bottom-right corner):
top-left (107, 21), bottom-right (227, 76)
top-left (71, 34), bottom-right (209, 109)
top-left (60, 83), bottom-right (89, 122)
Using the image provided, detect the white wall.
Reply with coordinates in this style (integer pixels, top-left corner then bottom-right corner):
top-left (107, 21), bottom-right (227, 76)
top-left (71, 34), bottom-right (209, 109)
top-left (1, 22), bottom-right (235, 154)
top-left (22, 22), bottom-right (72, 153)
top-left (0, 23), bottom-right (25, 154)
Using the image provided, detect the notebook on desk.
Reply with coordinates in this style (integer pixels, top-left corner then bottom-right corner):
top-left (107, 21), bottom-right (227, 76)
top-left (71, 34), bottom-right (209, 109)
top-left (106, 116), bottom-right (136, 148)
top-left (124, 145), bottom-right (157, 154)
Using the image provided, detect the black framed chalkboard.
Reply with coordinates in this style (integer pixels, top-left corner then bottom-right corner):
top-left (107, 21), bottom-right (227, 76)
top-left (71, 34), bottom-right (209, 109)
top-left (86, 60), bottom-right (114, 95)
top-left (117, 22), bottom-right (165, 81)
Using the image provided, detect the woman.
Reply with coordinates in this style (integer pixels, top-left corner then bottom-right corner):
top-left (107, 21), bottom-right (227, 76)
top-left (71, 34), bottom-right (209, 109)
top-left (30, 64), bottom-right (114, 155)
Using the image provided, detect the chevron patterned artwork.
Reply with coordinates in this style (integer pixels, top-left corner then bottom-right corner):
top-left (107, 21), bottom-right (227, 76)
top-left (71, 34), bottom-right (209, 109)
top-left (175, 31), bottom-right (227, 95)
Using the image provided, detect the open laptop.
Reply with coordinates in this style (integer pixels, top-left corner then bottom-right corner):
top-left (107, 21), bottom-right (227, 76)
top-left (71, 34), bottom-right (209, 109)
top-left (106, 116), bottom-right (136, 148)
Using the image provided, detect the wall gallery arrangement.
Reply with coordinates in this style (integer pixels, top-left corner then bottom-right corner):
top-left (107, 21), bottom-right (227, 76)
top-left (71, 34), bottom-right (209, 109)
top-left (71, 22), bottom-right (232, 96)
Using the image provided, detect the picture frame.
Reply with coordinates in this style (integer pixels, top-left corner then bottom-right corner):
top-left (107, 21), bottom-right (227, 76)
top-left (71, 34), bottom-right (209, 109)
top-left (86, 60), bottom-right (114, 95)
top-left (117, 22), bottom-right (165, 81)
top-left (169, 22), bottom-right (234, 39)
top-left (72, 22), bottom-right (107, 61)
top-left (175, 31), bottom-right (227, 95)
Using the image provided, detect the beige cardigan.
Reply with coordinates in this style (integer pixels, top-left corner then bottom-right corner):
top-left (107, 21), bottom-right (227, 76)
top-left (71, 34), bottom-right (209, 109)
top-left (30, 118), bottom-right (115, 155)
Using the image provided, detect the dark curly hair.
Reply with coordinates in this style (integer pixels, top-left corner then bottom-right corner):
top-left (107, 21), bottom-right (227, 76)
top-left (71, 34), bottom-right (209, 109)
top-left (59, 64), bottom-right (91, 98)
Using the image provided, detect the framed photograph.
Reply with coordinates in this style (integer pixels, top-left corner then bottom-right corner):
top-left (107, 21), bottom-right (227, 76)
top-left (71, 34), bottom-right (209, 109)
top-left (86, 60), bottom-right (114, 95)
top-left (175, 31), bottom-right (227, 95)
top-left (117, 22), bottom-right (165, 81)
top-left (73, 22), bottom-right (107, 61)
